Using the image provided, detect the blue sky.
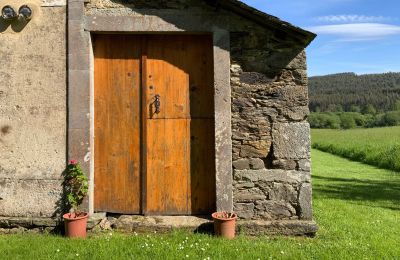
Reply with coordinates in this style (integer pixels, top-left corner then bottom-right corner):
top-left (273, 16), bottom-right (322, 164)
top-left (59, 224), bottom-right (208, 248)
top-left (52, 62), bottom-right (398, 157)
top-left (241, 0), bottom-right (400, 76)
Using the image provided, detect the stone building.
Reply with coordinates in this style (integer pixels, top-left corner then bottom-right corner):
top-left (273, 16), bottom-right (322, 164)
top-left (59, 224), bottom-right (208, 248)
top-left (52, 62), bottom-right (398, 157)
top-left (0, 0), bottom-right (317, 235)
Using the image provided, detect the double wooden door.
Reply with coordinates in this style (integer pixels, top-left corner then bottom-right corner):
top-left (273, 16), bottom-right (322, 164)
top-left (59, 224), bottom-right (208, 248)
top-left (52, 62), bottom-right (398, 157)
top-left (93, 34), bottom-right (216, 215)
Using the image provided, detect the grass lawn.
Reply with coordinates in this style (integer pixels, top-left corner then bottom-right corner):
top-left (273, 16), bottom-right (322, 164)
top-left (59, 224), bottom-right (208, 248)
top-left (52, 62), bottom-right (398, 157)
top-left (312, 126), bottom-right (400, 171)
top-left (1, 150), bottom-right (400, 259)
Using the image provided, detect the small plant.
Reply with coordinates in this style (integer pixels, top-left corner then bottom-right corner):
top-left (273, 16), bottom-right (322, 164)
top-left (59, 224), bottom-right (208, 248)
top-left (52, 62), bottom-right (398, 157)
top-left (63, 160), bottom-right (89, 217)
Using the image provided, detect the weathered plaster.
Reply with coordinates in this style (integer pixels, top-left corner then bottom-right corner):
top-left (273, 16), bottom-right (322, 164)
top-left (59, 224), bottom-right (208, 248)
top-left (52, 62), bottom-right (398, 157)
top-left (0, 6), bottom-right (66, 217)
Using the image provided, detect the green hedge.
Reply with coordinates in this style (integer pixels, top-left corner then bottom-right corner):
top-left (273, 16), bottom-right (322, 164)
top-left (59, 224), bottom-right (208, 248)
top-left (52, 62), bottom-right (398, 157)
top-left (309, 111), bottom-right (400, 129)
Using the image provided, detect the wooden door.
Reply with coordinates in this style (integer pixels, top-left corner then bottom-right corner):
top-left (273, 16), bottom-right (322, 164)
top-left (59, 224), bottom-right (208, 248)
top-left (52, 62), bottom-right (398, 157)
top-left (94, 34), bottom-right (215, 215)
top-left (94, 35), bottom-right (142, 214)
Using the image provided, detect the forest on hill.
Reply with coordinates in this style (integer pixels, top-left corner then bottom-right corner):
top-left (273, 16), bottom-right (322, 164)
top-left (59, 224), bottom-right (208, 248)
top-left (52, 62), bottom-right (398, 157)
top-left (308, 72), bottom-right (400, 129)
top-left (309, 72), bottom-right (400, 113)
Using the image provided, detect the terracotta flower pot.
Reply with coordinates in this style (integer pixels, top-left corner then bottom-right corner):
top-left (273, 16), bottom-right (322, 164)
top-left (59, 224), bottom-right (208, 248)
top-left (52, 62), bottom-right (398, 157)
top-left (63, 212), bottom-right (88, 238)
top-left (212, 212), bottom-right (237, 239)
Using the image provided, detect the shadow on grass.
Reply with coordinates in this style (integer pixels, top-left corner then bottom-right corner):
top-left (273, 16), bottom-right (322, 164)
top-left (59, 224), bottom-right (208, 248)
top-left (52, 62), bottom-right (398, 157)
top-left (313, 175), bottom-right (400, 210)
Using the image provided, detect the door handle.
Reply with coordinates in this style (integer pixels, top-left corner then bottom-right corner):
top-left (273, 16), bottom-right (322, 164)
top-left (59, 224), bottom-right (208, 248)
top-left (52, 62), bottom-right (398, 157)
top-left (154, 94), bottom-right (161, 114)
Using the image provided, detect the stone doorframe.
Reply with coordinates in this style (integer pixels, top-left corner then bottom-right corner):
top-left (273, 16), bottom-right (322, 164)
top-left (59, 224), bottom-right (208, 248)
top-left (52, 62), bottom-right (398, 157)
top-left (68, 1), bottom-right (232, 215)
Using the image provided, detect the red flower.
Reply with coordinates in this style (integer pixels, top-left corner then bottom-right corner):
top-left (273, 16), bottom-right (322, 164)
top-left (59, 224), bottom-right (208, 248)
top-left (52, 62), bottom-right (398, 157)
top-left (69, 160), bottom-right (78, 165)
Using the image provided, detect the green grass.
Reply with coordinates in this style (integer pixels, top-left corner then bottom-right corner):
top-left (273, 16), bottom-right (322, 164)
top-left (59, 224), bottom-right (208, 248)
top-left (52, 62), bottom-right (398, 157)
top-left (312, 126), bottom-right (400, 171)
top-left (1, 150), bottom-right (400, 259)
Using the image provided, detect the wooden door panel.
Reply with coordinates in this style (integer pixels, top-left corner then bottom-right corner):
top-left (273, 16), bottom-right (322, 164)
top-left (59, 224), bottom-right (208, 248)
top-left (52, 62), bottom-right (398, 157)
top-left (184, 36), bottom-right (215, 119)
top-left (188, 119), bottom-right (216, 214)
top-left (94, 35), bottom-right (141, 214)
top-left (146, 35), bottom-right (190, 119)
top-left (145, 35), bottom-right (215, 215)
top-left (146, 119), bottom-right (190, 214)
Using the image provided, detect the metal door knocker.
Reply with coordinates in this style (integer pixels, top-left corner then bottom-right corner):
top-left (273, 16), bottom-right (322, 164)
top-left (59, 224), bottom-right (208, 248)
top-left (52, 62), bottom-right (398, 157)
top-left (154, 94), bottom-right (161, 114)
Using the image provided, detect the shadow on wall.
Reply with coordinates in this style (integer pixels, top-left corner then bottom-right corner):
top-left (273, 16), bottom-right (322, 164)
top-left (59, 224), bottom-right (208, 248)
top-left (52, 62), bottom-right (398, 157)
top-left (0, 17), bottom-right (30, 32)
top-left (52, 169), bottom-right (68, 221)
top-left (313, 175), bottom-right (400, 211)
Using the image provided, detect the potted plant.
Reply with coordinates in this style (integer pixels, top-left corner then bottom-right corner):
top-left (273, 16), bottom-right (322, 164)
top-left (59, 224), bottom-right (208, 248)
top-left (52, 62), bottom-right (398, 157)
top-left (63, 160), bottom-right (89, 238)
top-left (211, 211), bottom-right (238, 239)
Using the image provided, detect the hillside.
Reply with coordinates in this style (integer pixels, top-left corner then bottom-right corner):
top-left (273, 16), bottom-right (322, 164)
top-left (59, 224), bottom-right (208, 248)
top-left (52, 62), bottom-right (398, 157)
top-left (309, 72), bottom-right (400, 112)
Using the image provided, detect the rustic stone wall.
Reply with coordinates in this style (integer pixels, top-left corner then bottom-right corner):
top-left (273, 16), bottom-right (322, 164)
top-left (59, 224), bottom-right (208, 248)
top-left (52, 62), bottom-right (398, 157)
top-left (0, 2), bottom-right (66, 217)
top-left (231, 49), bottom-right (312, 220)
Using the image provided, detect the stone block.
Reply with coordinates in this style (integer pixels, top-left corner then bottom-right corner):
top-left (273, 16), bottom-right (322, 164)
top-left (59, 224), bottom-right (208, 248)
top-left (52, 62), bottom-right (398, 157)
top-left (240, 140), bottom-right (271, 158)
top-left (232, 159), bottom-right (250, 170)
top-left (249, 158), bottom-right (265, 170)
top-left (269, 183), bottom-right (297, 203)
top-left (114, 215), bottom-right (134, 232)
top-left (298, 159), bottom-right (311, 171)
top-left (272, 159), bottom-right (297, 170)
top-left (280, 106), bottom-right (309, 121)
top-left (255, 201), bottom-right (296, 220)
top-left (234, 181), bottom-right (255, 189)
top-left (234, 203), bottom-right (254, 219)
top-left (88, 213), bottom-right (106, 229)
top-left (32, 218), bottom-right (58, 227)
top-left (299, 183), bottom-right (313, 220)
top-left (234, 188), bottom-right (266, 202)
top-left (68, 70), bottom-right (91, 129)
top-left (234, 169), bottom-right (310, 184)
top-left (8, 217), bottom-right (33, 228)
top-left (286, 51), bottom-right (307, 70)
top-left (272, 122), bottom-right (311, 159)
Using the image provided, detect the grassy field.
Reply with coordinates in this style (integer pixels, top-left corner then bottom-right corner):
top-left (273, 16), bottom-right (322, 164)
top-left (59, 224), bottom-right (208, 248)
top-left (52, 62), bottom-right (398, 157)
top-left (312, 126), bottom-right (400, 171)
top-left (1, 150), bottom-right (400, 259)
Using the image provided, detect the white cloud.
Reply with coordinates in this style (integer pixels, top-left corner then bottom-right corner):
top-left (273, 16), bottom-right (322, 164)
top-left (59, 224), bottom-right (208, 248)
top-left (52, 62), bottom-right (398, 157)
top-left (316, 15), bottom-right (394, 23)
top-left (307, 23), bottom-right (400, 40)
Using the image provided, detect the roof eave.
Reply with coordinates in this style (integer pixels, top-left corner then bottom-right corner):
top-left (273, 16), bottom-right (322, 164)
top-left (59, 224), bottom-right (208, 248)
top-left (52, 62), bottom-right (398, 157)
top-left (208, 0), bottom-right (316, 47)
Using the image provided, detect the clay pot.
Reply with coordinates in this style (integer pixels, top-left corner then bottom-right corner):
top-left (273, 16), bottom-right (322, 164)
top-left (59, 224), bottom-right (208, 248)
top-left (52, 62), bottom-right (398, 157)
top-left (212, 212), bottom-right (237, 239)
top-left (63, 212), bottom-right (88, 238)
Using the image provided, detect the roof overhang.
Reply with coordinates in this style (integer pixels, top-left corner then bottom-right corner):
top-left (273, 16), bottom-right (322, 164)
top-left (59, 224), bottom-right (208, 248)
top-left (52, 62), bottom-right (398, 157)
top-left (206, 0), bottom-right (316, 47)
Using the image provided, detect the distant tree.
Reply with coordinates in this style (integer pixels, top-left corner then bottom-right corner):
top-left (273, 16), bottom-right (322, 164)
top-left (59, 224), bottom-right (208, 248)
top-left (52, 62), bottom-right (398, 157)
top-left (383, 111), bottom-right (400, 126)
top-left (340, 113), bottom-right (356, 129)
top-left (309, 113), bottom-right (341, 129)
top-left (350, 105), bottom-right (361, 113)
top-left (327, 104), bottom-right (344, 112)
top-left (362, 104), bottom-right (377, 115)
top-left (325, 113), bottom-right (341, 129)
top-left (393, 100), bottom-right (400, 111)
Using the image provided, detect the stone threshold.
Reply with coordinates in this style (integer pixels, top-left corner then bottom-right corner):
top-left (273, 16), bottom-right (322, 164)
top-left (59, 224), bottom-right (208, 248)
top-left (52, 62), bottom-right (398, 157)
top-left (1, 215), bottom-right (317, 236)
